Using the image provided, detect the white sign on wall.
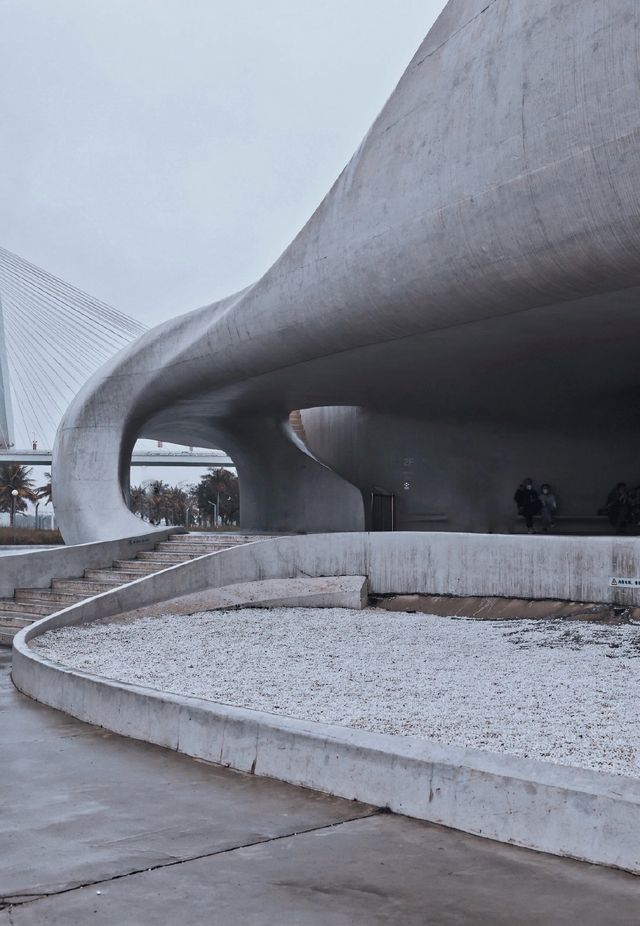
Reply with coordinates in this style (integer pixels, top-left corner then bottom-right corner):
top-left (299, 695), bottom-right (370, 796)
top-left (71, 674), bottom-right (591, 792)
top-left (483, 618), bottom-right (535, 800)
top-left (609, 577), bottom-right (640, 588)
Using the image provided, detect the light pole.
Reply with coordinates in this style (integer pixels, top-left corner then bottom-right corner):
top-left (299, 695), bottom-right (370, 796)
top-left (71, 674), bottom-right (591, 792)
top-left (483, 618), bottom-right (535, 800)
top-left (11, 488), bottom-right (18, 544)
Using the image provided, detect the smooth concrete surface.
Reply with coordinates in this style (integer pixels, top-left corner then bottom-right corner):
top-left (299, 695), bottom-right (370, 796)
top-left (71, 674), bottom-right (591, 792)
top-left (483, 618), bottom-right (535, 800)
top-left (192, 574), bottom-right (369, 610)
top-left (2, 653), bottom-right (639, 924)
top-left (109, 575), bottom-right (369, 619)
top-left (52, 0), bottom-right (640, 543)
top-left (0, 546), bottom-right (58, 556)
top-left (80, 575), bottom-right (369, 626)
top-left (0, 526), bottom-right (179, 599)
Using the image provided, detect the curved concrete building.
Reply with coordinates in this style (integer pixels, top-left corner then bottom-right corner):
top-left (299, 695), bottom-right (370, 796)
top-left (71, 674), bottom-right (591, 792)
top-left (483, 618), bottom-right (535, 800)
top-left (54, 0), bottom-right (640, 543)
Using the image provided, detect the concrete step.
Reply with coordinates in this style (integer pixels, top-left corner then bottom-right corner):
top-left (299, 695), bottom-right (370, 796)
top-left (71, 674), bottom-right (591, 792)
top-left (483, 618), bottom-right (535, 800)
top-left (51, 578), bottom-right (126, 595)
top-left (157, 538), bottom-right (236, 548)
top-left (112, 559), bottom-right (167, 573)
top-left (0, 607), bottom-right (42, 624)
top-left (84, 568), bottom-right (149, 583)
top-left (0, 626), bottom-right (16, 646)
top-left (138, 550), bottom-right (204, 568)
top-left (154, 542), bottom-right (235, 555)
top-left (15, 588), bottom-right (81, 605)
top-left (168, 533), bottom-right (256, 544)
top-left (0, 598), bottom-right (54, 616)
top-left (12, 599), bottom-right (76, 615)
top-left (0, 614), bottom-right (34, 629)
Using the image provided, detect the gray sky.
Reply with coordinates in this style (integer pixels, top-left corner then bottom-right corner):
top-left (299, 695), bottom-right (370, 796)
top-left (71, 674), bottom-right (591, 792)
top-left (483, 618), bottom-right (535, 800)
top-left (1, 1), bottom-right (445, 325)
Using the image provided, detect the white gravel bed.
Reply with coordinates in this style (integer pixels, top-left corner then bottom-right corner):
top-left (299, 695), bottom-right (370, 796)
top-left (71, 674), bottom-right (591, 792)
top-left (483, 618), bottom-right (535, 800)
top-left (32, 608), bottom-right (640, 778)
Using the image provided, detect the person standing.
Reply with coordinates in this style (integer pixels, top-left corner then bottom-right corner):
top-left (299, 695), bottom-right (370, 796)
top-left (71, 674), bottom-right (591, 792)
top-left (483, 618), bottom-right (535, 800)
top-left (539, 484), bottom-right (557, 531)
top-left (514, 478), bottom-right (541, 533)
top-left (604, 482), bottom-right (631, 535)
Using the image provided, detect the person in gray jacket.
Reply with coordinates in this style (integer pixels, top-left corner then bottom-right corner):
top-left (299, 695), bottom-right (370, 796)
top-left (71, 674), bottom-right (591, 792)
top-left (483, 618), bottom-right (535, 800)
top-left (539, 484), bottom-right (557, 531)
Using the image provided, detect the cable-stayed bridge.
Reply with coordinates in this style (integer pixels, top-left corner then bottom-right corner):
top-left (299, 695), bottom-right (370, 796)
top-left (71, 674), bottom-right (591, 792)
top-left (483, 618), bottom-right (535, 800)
top-left (0, 247), bottom-right (231, 466)
top-left (0, 246), bottom-right (146, 451)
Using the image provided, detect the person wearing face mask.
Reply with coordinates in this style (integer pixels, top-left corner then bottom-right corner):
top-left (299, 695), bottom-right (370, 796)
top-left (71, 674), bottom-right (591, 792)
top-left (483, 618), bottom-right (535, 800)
top-left (514, 478), bottom-right (541, 533)
top-left (539, 483), bottom-right (557, 531)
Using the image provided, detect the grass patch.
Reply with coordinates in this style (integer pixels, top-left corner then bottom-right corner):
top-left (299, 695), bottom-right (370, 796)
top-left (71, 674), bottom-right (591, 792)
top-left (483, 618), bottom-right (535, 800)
top-left (0, 527), bottom-right (63, 545)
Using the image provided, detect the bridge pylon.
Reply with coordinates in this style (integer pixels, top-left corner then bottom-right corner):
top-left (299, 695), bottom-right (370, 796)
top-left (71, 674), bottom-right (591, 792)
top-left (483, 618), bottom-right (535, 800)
top-left (0, 293), bottom-right (14, 451)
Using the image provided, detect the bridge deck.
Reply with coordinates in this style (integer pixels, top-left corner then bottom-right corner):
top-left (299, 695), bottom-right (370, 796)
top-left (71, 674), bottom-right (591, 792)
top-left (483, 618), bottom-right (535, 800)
top-left (0, 450), bottom-right (234, 467)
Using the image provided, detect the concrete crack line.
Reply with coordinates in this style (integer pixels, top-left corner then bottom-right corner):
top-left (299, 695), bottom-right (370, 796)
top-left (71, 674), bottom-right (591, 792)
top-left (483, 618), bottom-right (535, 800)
top-left (414, 0), bottom-right (499, 66)
top-left (0, 808), bottom-right (382, 911)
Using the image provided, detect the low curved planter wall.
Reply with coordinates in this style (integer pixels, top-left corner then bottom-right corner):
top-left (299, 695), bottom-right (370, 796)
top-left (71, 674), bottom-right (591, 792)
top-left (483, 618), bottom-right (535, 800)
top-left (11, 530), bottom-right (640, 625)
top-left (11, 531), bottom-right (640, 874)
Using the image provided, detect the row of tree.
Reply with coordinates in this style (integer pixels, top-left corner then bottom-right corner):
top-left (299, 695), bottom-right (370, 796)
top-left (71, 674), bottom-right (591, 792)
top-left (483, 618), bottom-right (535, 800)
top-left (0, 464), bottom-right (52, 524)
top-left (129, 467), bottom-right (239, 527)
top-left (0, 463), bottom-right (239, 530)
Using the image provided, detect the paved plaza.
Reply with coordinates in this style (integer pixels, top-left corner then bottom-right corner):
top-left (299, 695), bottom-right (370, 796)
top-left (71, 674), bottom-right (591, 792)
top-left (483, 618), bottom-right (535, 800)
top-left (1, 651), bottom-right (639, 924)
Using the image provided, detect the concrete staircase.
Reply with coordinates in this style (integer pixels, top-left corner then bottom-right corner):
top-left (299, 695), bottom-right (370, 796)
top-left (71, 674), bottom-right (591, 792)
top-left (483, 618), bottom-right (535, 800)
top-left (0, 533), bottom-right (263, 646)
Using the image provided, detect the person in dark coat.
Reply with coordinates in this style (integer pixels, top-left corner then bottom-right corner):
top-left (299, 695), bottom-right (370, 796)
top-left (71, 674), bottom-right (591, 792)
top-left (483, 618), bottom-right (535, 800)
top-left (539, 483), bottom-right (558, 531)
top-left (514, 478), bottom-right (541, 533)
top-left (604, 482), bottom-right (631, 535)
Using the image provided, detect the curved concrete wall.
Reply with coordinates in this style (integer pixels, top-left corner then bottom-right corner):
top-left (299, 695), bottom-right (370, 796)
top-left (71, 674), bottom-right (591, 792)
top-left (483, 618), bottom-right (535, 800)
top-left (53, 0), bottom-right (640, 542)
top-left (10, 531), bottom-right (640, 633)
top-left (12, 531), bottom-right (640, 874)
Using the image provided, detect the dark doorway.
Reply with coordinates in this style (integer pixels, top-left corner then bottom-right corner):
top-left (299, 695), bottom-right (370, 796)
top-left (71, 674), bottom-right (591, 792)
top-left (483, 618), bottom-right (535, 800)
top-left (371, 489), bottom-right (395, 531)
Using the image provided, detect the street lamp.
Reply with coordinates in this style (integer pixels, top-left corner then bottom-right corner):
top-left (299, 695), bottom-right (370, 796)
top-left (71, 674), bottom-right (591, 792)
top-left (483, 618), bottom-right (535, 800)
top-left (11, 488), bottom-right (18, 544)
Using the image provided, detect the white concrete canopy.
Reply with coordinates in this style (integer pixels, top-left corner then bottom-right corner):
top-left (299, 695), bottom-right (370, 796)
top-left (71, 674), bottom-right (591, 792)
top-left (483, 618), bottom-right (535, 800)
top-left (52, 0), bottom-right (640, 542)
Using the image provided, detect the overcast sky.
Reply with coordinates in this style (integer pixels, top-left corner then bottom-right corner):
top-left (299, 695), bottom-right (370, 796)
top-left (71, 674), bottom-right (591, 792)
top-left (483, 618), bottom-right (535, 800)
top-left (1, 1), bottom-right (445, 326)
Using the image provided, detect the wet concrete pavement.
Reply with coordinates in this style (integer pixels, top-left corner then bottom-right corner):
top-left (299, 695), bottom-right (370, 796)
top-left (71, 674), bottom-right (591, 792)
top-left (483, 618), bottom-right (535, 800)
top-left (1, 651), bottom-right (638, 924)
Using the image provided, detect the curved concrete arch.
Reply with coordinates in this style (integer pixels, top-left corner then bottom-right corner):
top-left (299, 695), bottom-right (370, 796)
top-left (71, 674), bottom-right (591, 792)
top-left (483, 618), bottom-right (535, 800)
top-left (54, 0), bottom-right (640, 542)
top-left (53, 294), bottom-right (366, 542)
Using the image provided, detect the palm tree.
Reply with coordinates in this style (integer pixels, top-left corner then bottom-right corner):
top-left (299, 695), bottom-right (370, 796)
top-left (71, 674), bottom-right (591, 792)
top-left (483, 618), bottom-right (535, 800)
top-left (129, 484), bottom-right (148, 519)
top-left (196, 467), bottom-right (239, 525)
top-left (0, 463), bottom-right (38, 525)
top-left (147, 479), bottom-right (169, 525)
top-left (127, 481), bottom-right (195, 526)
top-left (37, 471), bottom-right (53, 506)
top-left (165, 485), bottom-right (190, 525)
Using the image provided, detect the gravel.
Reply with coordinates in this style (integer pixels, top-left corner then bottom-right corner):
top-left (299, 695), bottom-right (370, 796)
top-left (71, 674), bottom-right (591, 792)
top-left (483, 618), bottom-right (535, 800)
top-left (32, 608), bottom-right (640, 779)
